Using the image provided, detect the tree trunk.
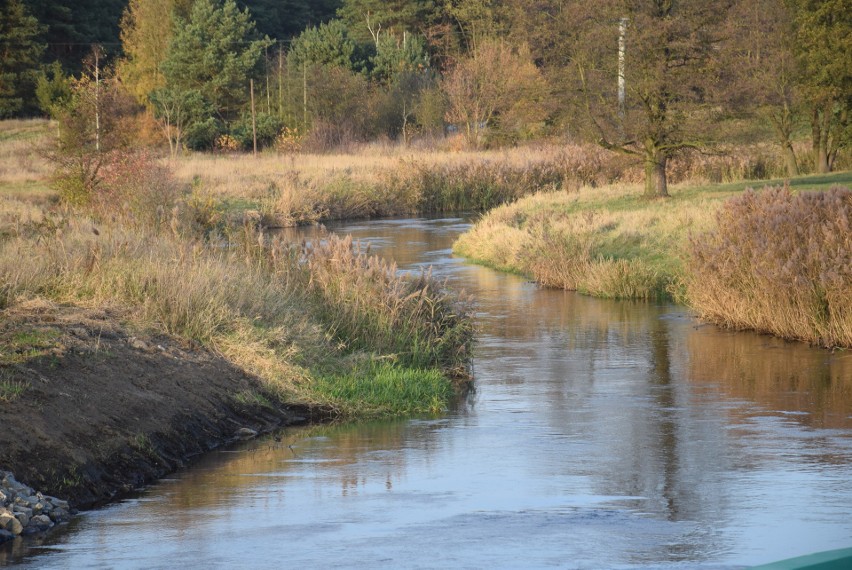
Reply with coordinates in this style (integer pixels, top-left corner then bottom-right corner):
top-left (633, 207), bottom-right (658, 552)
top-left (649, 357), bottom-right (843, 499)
top-left (782, 142), bottom-right (798, 177)
top-left (770, 105), bottom-right (798, 177)
top-left (644, 144), bottom-right (669, 198)
top-left (812, 104), bottom-right (832, 174)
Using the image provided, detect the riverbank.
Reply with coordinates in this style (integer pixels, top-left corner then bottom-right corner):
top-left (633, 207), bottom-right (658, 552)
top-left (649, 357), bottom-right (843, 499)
top-left (0, 301), bottom-right (325, 513)
top-left (1, 117), bottom-right (846, 529)
top-left (453, 173), bottom-right (852, 347)
top-left (0, 219), bottom-right (472, 488)
top-left (1, 210), bottom-right (472, 547)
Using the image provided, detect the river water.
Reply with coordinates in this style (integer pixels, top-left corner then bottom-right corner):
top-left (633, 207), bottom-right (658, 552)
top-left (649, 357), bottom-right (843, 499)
top-left (5, 216), bottom-right (852, 569)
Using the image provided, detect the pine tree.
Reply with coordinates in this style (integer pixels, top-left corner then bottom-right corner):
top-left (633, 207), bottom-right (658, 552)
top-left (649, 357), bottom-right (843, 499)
top-left (0, 0), bottom-right (46, 117)
top-left (161, 0), bottom-right (272, 121)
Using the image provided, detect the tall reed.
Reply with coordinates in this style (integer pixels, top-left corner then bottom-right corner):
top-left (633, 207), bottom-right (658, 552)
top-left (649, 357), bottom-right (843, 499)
top-left (299, 234), bottom-right (474, 375)
top-left (685, 185), bottom-right (852, 348)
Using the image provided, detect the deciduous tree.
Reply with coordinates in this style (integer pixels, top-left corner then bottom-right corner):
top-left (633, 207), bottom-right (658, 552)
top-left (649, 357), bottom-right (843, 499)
top-left (792, 0), bottom-right (851, 173)
top-left (443, 40), bottom-right (549, 147)
top-left (570, 0), bottom-right (730, 198)
top-left (118, 0), bottom-right (177, 105)
top-left (724, 0), bottom-right (801, 176)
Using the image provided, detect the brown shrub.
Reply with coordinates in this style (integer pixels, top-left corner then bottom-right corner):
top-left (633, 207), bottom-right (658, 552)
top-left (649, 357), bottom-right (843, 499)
top-left (94, 149), bottom-right (182, 231)
top-left (686, 185), bottom-right (852, 347)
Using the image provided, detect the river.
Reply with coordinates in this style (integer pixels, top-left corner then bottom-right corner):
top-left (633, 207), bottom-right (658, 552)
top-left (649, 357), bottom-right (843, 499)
top-left (5, 216), bottom-right (852, 568)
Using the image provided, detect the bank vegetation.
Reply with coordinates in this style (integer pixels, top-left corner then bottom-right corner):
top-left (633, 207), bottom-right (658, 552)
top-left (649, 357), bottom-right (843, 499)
top-left (0, 119), bottom-right (475, 417)
top-left (453, 174), bottom-right (852, 348)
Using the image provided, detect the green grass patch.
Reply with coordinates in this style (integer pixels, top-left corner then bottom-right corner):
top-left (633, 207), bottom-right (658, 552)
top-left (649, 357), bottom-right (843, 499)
top-left (0, 328), bottom-right (61, 365)
top-left (683, 170), bottom-right (852, 196)
top-left (312, 361), bottom-right (453, 417)
top-left (0, 373), bottom-right (29, 403)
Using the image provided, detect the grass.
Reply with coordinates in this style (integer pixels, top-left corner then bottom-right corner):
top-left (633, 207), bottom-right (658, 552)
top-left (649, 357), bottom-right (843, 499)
top-left (0, 376), bottom-right (29, 403)
top-left (0, 208), bottom-right (473, 417)
top-left (454, 181), bottom-right (717, 301)
top-left (311, 362), bottom-right (453, 417)
top-left (0, 327), bottom-right (61, 365)
top-left (453, 173), bottom-right (852, 346)
top-left (173, 141), bottom-right (840, 226)
top-left (0, 119), bottom-right (53, 201)
top-left (453, 172), bottom-right (851, 298)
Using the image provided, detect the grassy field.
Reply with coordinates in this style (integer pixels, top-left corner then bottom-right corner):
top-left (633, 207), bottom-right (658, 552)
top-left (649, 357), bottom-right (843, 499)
top-left (3, 119), bottom-right (849, 353)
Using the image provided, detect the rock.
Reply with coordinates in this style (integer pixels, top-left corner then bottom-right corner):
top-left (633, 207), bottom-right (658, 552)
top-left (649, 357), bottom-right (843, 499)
top-left (1, 472), bottom-right (73, 537)
top-left (28, 514), bottom-right (53, 532)
top-left (0, 514), bottom-right (23, 536)
top-left (45, 496), bottom-right (69, 511)
top-left (235, 427), bottom-right (258, 438)
top-left (1, 472), bottom-right (28, 495)
top-left (16, 496), bottom-right (44, 515)
top-left (49, 507), bottom-right (70, 523)
top-left (13, 511), bottom-right (29, 528)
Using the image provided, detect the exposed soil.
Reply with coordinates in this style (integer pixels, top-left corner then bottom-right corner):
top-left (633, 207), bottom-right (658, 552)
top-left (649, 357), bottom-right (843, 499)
top-left (0, 301), bottom-right (326, 510)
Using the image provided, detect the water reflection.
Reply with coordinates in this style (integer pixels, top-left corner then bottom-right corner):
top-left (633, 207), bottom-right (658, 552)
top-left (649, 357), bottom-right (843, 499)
top-left (5, 216), bottom-right (852, 569)
top-left (685, 326), bottom-right (852, 430)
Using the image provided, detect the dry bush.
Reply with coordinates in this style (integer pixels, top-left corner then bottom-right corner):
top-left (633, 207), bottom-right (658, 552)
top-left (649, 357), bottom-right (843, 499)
top-left (686, 185), bottom-right (852, 347)
top-left (301, 120), bottom-right (363, 154)
top-left (94, 149), bottom-right (183, 230)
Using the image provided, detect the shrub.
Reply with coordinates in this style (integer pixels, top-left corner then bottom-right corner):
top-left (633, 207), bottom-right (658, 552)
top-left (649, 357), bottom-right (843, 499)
top-left (686, 185), bottom-right (852, 347)
top-left (95, 149), bottom-right (183, 230)
top-left (275, 127), bottom-right (303, 154)
top-left (231, 113), bottom-right (284, 150)
top-left (214, 134), bottom-right (239, 153)
top-left (185, 117), bottom-right (224, 151)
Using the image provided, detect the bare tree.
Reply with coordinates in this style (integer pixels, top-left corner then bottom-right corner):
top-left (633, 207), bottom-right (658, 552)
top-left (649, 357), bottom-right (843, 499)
top-left (726, 0), bottom-right (800, 176)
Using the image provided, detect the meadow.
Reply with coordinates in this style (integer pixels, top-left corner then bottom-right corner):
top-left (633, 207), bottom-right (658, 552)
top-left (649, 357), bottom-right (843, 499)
top-left (454, 173), bottom-right (852, 347)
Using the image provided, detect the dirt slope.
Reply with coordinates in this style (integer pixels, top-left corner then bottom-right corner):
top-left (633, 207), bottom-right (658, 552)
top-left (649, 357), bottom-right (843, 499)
top-left (0, 302), bottom-right (321, 510)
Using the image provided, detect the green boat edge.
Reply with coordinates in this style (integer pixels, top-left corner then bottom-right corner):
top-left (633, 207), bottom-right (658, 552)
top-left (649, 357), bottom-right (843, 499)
top-left (750, 547), bottom-right (852, 570)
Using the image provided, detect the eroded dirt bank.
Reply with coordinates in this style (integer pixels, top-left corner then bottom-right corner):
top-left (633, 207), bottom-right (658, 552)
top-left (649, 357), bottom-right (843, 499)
top-left (0, 303), bottom-right (325, 513)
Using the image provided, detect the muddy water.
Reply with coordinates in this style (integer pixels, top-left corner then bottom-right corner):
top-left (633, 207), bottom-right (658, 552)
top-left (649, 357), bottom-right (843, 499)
top-left (6, 217), bottom-right (852, 569)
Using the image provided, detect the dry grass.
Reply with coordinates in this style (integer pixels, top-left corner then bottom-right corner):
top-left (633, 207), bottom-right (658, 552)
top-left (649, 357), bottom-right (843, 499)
top-left (0, 210), bottom-right (473, 416)
top-left (686, 186), bottom-right (852, 348)
top-left (454, 181), bottom-right (726, 300)
top-left (0, 119), bottom-right (53, 200)
top-left (454, 175), bottom-right (852, 346)
top-left (302, 234), bottom-right (474, 374)
top-left (169, 139), bottom-right (838, 226)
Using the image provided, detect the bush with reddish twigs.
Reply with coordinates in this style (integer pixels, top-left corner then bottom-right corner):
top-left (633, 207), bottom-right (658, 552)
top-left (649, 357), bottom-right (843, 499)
top-left (95, 149), bottom-right (182, 230)
top-left (685, 185), bottom-right (852, 347)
